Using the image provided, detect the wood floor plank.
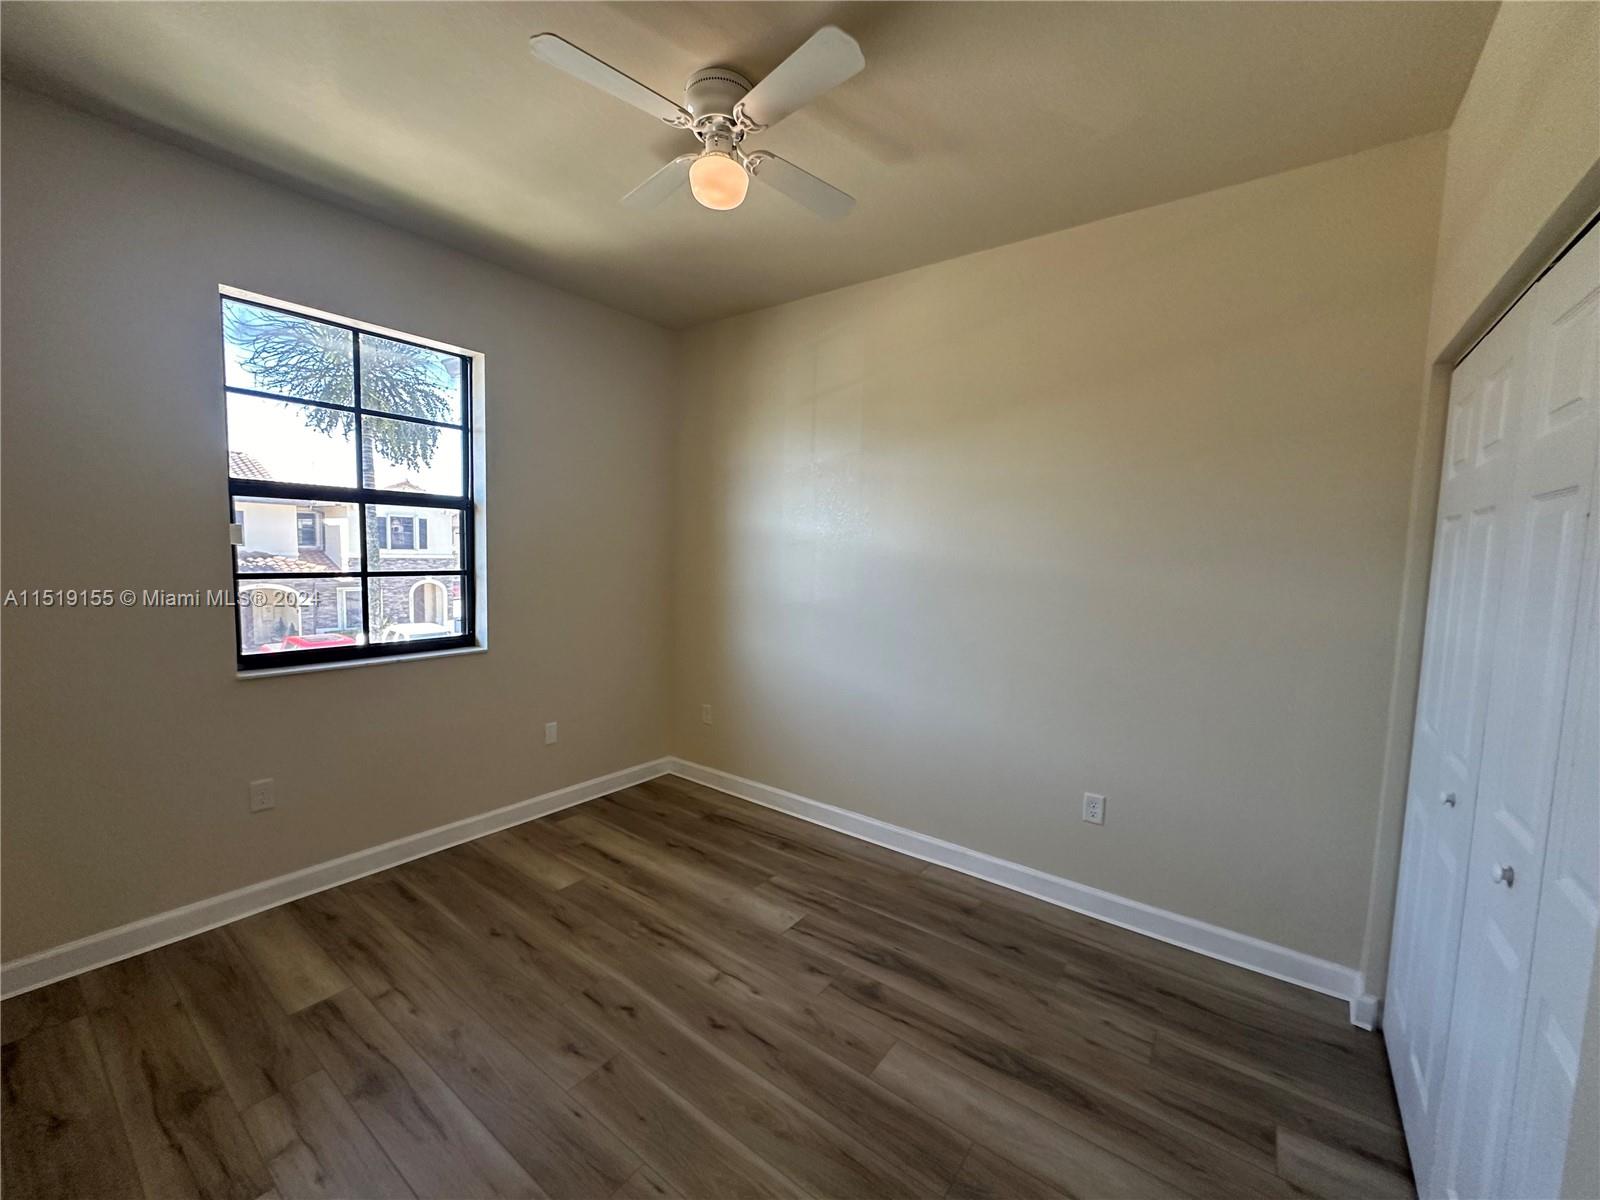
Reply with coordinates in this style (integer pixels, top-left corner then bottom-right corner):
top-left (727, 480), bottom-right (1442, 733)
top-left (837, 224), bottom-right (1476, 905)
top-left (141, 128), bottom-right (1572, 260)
top-left (571, 1056), bottom-right (800, 1200)
top-left (497, 860), bottom-right (969, 1194)
top-left (814, 857), bottom-right (1396, 1117)
top-left (644, 776), bottom-right (927, 876)
top-left (824, 969), bottom-right (1298, 1198)
top-left (294, 986), bottom-right (540, 1199)
top-left (347, 866), bottom-right (619, 1090)
top-left (81, 956), bottom-right (272, 1200)
top-left (569, 970), bottom-right (927, 1200)
top-left (423, 846), bottom-right (943, 1200)
top-left (946, 1147), bottom-right (1074, 1200)
top-left (156, 928), bottom-right (321, 1110)
top-left (587, 794), bottom-right (781, 892)
top-left (1150, 1034), bottom-right (1410, 1174)
top-left (300, 884), bottom-right (641, 1198)
top-left (453, 840), bottom-right (897, 1090)
top-left (873, 1042), bottom-right (1185, 1200)
top-left (785, 844), bottom-right (1365, 1080)
top-left (784, 894), bottom-right (1153, 1062)
top-left (603, 788), bottom-right (898, 903)
top-left (918, 864), bottom-right (1355, 1031)
top-left (2, 1015), bottom-right (143, 1200)
top-left (1276, 1127), bottom-right (1416, 1200)
top-left (479, 825), bottom-right (587, 891)
top-left (561, 810), bottom-right (804, 933)
top-left (242, 1069), bottom-right (414, 1200)
top-left (610, 1165), bottom-right (684, 1199)
top-left (558, 876), bottom-right (898, 1076)
top-left (523, 818), bottom-right (839, 996)
top-left (229, 906), bottom-right (351, 1014)
top-left (1, 978), bottom-right (86, 1047)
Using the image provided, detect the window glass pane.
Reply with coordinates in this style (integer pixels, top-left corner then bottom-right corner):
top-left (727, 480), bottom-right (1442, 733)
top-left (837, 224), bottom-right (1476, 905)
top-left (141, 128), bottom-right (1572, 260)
top-left (223, 299), bottom-right (354, 405)
top-left (238, 576), bottom-right (364, 656)
top-left (359, 333), bottom-right (463, 425)
top-left (360, 416), bottom-right (463, 495)
top-left (227, 393), bottom-right (355, 488)
top-left (234, 499), bottom-right (360, 574)
top-left (366, 504), bottom-right (462, 570)
top-left (368, 574), bottom-right (464, 643)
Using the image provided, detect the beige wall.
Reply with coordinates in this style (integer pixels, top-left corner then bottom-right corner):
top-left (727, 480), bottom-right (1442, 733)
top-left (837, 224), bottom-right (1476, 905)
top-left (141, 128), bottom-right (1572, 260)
top-left (670, 134), bottom-right (1447, 967)
top-left (1427, 0), bottom-right (1600, 363)
top-left (0, 87), bottom-right (676, 961)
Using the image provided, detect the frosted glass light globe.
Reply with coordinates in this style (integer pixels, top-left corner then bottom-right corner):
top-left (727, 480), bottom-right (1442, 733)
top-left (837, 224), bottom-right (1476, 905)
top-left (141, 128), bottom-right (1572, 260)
top-left (689, 152), bottom-right (749, 211)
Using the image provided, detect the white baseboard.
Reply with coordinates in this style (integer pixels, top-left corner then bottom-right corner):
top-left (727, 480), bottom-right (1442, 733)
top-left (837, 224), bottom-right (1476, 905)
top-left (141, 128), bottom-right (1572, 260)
top-left (667, 758), bottom-right (1367, 1015)
top-left (2, 753), bottom-right (1371, 1026)
top-left (0, 757), bottom-right (674, 999)
top-left (1350, 992), bottom-right (1383, 1031)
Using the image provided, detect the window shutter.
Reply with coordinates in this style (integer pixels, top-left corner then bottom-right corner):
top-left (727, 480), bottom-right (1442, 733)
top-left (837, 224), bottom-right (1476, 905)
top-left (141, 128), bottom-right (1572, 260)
top-left (419, 518), bottom-right (429, 550)
top-left (377, 517), bottom-right (388, 549)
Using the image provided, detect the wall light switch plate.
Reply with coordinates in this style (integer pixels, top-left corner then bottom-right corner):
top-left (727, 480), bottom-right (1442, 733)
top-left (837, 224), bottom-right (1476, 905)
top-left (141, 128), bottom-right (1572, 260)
top-left (1083, 792), bottom-right (1106, 825)
top-left (701, 704), bottom-right (713, 726)
top-left (544, 722), bottom-right (558, 745)
top-left (249, 778), bottom-right (276, 813)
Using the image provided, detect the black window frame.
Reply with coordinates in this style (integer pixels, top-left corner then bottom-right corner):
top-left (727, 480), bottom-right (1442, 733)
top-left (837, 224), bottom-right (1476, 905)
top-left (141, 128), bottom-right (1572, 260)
top-left (224, 294), bottom-right (476, 671)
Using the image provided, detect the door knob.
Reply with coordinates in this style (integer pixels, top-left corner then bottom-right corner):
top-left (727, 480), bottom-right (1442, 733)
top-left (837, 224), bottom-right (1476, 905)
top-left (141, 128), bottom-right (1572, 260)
top-left (1442, 791), bottom-right (1458, 807)
top-left (1492, 864), bottom-right (1515, 887)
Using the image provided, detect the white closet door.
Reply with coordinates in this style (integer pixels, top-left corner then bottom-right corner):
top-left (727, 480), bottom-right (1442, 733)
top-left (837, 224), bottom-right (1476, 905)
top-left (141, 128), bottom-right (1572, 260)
top-left (1385, 294), bottom-right (1530, 1187)
top-left (1432, 222), bottom-right (1599, 1200)
top-left (1503, 484), bottom-right (1597, 1200)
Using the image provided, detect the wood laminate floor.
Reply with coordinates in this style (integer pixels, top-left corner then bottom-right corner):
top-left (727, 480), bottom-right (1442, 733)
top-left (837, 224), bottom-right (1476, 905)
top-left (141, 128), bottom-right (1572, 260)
top-left (2, 775), bottom-right (1415, 1199)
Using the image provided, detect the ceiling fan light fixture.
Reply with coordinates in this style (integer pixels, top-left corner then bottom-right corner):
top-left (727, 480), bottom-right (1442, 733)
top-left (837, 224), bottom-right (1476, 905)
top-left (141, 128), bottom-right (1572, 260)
top-left (689, 150), bottom-right (749, 211)
top-left (530, 27), bottom-right (862, 220)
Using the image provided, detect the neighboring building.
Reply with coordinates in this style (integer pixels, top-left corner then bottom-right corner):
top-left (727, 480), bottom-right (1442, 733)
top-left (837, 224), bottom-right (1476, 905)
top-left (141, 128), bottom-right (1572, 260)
top-left (230, 452), bottom-right (462, 651)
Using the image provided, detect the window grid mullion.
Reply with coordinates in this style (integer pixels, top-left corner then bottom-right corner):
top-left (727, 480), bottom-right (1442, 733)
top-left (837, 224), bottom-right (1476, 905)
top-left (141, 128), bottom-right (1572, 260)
top-left (352, 327), bottom-right (372, 649)
top-left (225, 295), bottom-right (473, 669)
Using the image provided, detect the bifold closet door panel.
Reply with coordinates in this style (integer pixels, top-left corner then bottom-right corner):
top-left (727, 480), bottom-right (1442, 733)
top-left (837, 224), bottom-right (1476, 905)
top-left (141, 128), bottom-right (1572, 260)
top-left (1504, 510), bottom-right (1597, 1200)
top-left (1385, 295), bottom-right (1531, 1189)
top-left (1432, 221), bottom-right (1599, 1200)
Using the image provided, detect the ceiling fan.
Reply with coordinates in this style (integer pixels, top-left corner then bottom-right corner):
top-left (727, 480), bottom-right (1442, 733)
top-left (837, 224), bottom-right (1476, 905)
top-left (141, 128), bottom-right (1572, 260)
top-left (529, 26), bottom-right (864, 218)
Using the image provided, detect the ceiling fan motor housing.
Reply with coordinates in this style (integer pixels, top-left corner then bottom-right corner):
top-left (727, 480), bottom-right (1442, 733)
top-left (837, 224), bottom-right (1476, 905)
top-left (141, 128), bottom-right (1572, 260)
top-left (684, 67), bottom-right (752, 121)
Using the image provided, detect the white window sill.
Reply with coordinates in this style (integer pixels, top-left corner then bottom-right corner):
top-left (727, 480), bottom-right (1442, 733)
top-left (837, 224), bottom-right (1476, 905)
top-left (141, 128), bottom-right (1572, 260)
top-left (236, 644), bottom-right (486, 680)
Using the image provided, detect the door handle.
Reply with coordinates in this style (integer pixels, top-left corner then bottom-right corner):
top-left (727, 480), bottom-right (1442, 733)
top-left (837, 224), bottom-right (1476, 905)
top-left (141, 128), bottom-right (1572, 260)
top-left (1442, 791), bottom-right (1458, 807)
top-left (1492, 864), bottom-right (1515, 887)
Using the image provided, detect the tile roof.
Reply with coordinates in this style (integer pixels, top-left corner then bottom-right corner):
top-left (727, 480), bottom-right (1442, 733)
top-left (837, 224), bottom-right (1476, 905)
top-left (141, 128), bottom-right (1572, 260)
top-left (229, 451), bottom-right (271, 481)
top-left (237, 548), bottom-right (343, 574)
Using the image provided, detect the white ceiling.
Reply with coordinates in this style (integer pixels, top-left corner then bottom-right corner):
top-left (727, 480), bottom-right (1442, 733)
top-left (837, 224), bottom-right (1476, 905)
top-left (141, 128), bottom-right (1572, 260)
top-left (1, 2), bottom-right (1496, 327)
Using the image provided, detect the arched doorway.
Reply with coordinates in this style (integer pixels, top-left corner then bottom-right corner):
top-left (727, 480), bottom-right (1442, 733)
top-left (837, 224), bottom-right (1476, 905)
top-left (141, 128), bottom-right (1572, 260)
top-left (409, 578), bottom-right (447, 625)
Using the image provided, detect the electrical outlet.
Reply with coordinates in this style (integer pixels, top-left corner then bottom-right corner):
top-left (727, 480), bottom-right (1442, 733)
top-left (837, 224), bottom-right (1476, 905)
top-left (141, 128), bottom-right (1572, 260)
top-left (544, 721), bottom-right (558, 745)
top-left (701, 704), bottom-right (713, 726)
top-left (249, 778), bottom-right (276, 813)
top-left (1082, 792), bottom-right (1106, 825)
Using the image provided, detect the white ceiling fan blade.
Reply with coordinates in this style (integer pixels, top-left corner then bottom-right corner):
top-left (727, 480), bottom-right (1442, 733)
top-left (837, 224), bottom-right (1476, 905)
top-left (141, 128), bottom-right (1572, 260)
top-left (737, 26), bottom-right (864, 129)
top-left (529, 34), bottom-right (689, 126)
top-left (747, 152), bottom-right (855, 220)
top-left (621, 154), bottom-right (697, 209)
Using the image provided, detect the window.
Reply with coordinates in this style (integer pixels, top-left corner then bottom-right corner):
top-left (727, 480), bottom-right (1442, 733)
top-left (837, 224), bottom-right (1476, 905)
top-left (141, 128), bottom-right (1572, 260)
top-left (223, 293), bottom-right (476, 668)
top-left (382, 514), bottom-right (424, 551)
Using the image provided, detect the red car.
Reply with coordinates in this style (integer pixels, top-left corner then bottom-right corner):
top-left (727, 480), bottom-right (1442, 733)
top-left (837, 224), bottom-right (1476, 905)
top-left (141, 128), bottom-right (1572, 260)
top-left (258, 632), bottom-right (359, 653)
